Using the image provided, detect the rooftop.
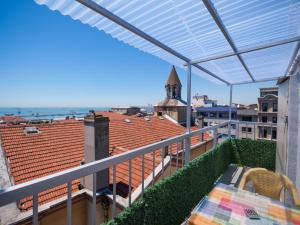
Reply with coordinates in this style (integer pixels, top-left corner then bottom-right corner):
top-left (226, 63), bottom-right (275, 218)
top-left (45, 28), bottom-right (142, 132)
top-left (0, 112), bottom-right (208, 210)
top-left (237, 109), bottom-right (258, 116)
top-left (196, 106), bottom-right (237, 113)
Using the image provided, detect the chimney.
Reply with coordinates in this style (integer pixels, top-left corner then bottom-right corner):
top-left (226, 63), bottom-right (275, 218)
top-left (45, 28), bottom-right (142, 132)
top-left (82, 112), bottom-right (109, 191)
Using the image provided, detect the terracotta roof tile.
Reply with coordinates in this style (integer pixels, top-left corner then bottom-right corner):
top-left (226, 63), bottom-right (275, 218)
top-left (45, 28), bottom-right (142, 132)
top-left (0, 112), bottom-right (209, 210)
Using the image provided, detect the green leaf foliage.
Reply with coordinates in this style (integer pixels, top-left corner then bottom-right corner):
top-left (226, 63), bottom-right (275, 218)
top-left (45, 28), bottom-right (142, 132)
top-left (231, 139), bottom-right (276, 171)
top-left (103, 139), bottom-right (276, 225)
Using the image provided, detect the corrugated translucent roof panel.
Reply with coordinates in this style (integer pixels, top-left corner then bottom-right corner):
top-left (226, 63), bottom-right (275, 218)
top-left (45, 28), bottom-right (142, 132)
top-left (241, 42), bottom-right (297, 79)
top-left (198, 56), bottom-right (252, 84)
top-left (212, 0), bottom-right (300, 48)
top-left (34, 0), bottom-right (300, 84)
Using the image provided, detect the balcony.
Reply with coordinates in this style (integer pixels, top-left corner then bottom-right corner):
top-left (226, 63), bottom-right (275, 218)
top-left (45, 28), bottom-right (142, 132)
top-left (1, 0), bottom-right (300, 225)
top-left (0, 122), bottom-right (279, 225)
top-left (102, 138), bottom-right (276, 225)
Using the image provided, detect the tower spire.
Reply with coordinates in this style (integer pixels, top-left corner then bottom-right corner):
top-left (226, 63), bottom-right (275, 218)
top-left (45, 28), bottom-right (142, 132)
top-left (165, 66), bottom-right (182, 99)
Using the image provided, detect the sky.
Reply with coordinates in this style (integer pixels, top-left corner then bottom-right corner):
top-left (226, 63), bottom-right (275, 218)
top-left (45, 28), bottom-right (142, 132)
top-left (0, 0), bottom-right (276, 107)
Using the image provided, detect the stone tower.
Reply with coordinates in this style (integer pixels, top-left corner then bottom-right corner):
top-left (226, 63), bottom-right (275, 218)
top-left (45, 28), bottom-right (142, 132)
top-left (154, 66), bottom-right (188, 125)
top-left (165, 66), bottom-right (182, 99)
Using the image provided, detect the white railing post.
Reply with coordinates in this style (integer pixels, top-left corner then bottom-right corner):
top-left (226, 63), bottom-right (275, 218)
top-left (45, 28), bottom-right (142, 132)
top-left (128, 159), bottom-right (132, 206)
top-left (228, 85), bottom-right (233, 138)
top-left (67, 181), bottom-right (72, 225)
top-left (213, 128), bottom-right (218, 148)
top-left (33, 193), bottom-right (38, 225)
top-left (185, 62), bottom-right (192, 165)
top-left (141, 155), bottom-right (145, 197)
top-left (112, 165), bottom-right (116, 218)
top-left (236, 121), bottom-right (239, 139)
top-left (91, 173), bottom-right (96, 225)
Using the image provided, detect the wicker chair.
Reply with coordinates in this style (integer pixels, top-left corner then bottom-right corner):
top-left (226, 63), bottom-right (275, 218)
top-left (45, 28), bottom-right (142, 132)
top-left (238, 168), bottom-right (300, 207)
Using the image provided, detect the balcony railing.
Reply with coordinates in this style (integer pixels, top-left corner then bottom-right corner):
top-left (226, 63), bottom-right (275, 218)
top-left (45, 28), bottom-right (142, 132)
top-left (103, 136), bottom-right (276, 225)
top-left (0, 121), bottom-right (232, 225)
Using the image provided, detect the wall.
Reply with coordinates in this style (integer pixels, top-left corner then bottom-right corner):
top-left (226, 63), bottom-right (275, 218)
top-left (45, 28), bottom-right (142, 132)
top-left (276, 78), bottom-right (289, 175)
top-left (40, 197), bottom-right (87, 225)
top-left (190, 139), bottom-right (213, 160)
top-left (276, 58), bottom-right (300, 198)
top-left (236, 122), bottom-right (257, 140)
top-left (287, 61), bottom-right (300, 192)
top-left (17, 194), bottom-right (124, 225)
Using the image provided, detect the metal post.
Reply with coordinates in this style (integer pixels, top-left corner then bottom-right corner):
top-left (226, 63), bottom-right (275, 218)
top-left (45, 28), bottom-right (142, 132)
top-left (67, 181), bottom-right (72, 225)
top-left (228, 85), bottom-right (233, 138)
top-left (112, 165), bottom-right (116, 218)
top-left (33, 193), bottom-right (38, 225)
top-left (92, 173), bottom-right (97, 225)
top-left (236, 122), bottom-right (240, 139)
top-left (152, 151), bottom-right (155, 186)
top-left (141, 155), bottom-right (145, 197)
top-left (213, 128), bottom-right (217, 148)
top-left (176, 142), bottom-right (179, 169)
top-left (185, 63), bottom-right (192, 165)
top-left (128, 159), bottom-right (132, 206)
top-left (169, 144), bottom-right (172, 176)
top-left (161, 145), bottom-right (165, 179)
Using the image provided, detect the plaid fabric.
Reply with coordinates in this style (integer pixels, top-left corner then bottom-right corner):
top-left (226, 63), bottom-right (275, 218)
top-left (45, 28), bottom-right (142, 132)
top-left (188, 183), bottom-right (300, 225)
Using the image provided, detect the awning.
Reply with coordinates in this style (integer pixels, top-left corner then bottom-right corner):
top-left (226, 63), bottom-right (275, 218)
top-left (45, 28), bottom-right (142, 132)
top-left (34, 0), bottom-right (300, 85)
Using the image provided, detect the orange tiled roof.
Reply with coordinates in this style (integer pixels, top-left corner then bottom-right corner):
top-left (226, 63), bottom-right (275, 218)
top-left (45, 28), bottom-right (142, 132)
top-left (0, 112), bottom-right (209, 210)
top-left (0, 116), bottom-right (28, 124)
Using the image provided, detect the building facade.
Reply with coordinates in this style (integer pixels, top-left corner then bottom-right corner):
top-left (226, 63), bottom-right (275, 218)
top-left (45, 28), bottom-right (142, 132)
top-left (236, 109), bottom-right (258, 139)
top-left (196, 106), bottom-right (237, 138)
top-left (257, 87), bottom-right (278, 140)
top-left (111, 106), bottom-right (141, 116)
top-left (192, 94), bottom-right (217, 108)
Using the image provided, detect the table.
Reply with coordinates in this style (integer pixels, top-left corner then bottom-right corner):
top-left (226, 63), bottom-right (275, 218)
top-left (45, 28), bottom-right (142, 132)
top-left (188, 183), bottom-right (300, 225)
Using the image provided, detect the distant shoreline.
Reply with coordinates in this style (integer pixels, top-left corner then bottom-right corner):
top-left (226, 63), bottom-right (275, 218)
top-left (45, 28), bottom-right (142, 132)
top-left (0, 107), bottom-right (111, 120)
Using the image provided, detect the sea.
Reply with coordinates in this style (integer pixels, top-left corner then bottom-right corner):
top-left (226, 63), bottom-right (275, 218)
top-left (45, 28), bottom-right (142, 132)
top-left (0, 107), bottom-right (110, 120)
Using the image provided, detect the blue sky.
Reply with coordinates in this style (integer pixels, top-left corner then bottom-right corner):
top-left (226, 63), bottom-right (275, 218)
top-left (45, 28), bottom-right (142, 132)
top-left (0, 0), bottom-right (276, 107)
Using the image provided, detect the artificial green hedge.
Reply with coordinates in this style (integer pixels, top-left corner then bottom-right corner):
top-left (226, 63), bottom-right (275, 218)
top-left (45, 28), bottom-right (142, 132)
top-left (231, 139), bottom-right (276, 171)
top-left (104, 138), bottom-right (276, 225)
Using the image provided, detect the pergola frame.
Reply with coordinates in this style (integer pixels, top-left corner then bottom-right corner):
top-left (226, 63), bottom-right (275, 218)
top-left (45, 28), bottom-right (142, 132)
top-left (75, 0), bottom-right (300, 164)
top-left (1, 2), bottom-right (299, 224)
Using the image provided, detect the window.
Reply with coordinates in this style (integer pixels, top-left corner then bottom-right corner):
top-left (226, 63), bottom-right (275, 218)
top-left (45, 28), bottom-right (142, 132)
top-left (242, 127), bottom-right (246, 133)
top-left (262, 116), bottom-right (268, 123)
top-left (203, 122), bottom-right (208, 126)
top-left (263, 129), bottom-right (268, 138)
top-left (242, 116), bottom-right (252, 122)
top-left (273, 103), bottom-right (278, 112)
top-left (209, 112), bottom-right (216, 118)
top-left (200, 112), bottom-right (208, 117)
top-left (247, 127), bottom-right (252, 133)
top-left (272, 117), bottom-right (277, 123)
top-left (231, 124), bottom-right (236, 129)
top-left (272, 130), bottom-right (277, 139)
top-left (262, 103), bottom-right (268, 112)
top-left (163, 146), bottom-right (169, 158)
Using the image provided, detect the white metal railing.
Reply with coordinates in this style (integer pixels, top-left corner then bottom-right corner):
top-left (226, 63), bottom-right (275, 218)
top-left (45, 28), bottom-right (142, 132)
top-left (0, 121), bottom-right (230, 225)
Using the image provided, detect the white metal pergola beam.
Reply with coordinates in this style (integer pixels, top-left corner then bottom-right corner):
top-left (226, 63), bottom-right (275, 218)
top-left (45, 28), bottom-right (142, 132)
top-left (75, 0), bottom-right (230, 85)
top-left (189, 36), bottom-right (300, 65)
top-left (284, 42), bottom-right (300, 76)
top-left (202, 0), bottom-right (255, 82)
top-left (232, 76), bottom-right (281, 85)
